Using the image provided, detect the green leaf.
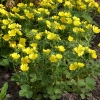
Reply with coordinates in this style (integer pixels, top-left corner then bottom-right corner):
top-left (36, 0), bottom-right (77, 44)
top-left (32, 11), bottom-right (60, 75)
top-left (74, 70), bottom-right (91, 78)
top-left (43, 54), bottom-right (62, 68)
top-left (21, 85), bottom-right (30, 90)
top-left (81, 88), bottom-right (88, 93)
top-left (49, 95), bottom-right (57, 100)
top-left (0, 82), bottom-right (8, 99)
top-left (86, 92), bottom-right (92, 97)
top-left (86, 77), bottom-right (96, 86)
top-left (0, 59), bottom-right (9, 66)
top-left (78, 79), bottom-right (85, 86)
top-left (80, 93), bottom-right (86, 99)
top-left (30, 74), bottom-right (37, 82)
top-left (19, 90), bottom-right (25, 97)
top-left (46, 86), bottom-right (54, 95)
top-left (25, 91), bottom-right (33, 99)
top-left (54, 88), bottom-right (62, 94)
top-left (82, 13), bottom-right (93, 22)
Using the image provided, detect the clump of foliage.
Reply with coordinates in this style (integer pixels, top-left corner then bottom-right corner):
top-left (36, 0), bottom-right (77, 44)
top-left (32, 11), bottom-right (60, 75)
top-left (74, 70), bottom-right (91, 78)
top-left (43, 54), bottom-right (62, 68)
top-left (0, 0), bottom-right (100, 99)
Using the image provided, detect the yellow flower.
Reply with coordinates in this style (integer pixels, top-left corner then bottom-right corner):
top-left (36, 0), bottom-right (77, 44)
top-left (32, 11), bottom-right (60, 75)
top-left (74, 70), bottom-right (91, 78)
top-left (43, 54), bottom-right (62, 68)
top-left (78, 62), bottom-right (85, 67)
top-left (88, 49), bottom-right (96, 54)
top-left (68, 36), bottom-right (73, 42)
top-left (65, 12), bottom-right (72, 17)
top-left (52, 16), bottom-right (59, 20)
top-left (20, 64), bottom-right (29, 71)
top-left (29, 53), bottom-right (38, 60)
top-left (35, 33), bottom-right (42, 40)
top-left (66, 18), bottom-right (72, 24)
top-left (92, 53), bottom-right (97, 59)
top-left (26, 12), bottom-right (34, 19)
top-left (43, 49), bottom-right (51, 53)
top-left (2, 19), bottom-right (9, 25)
top-left (1, 26), bottom-right (6, 29)
top-left (54, 21), bottom-right (60, 29)
top-left (93, 25), bottom-right (100, 33)
top-left (56, 46), bottom-right (65, 52)
top-left (98, 43), bottom-right (100, 47)
top-left (57, 0), bottom-right (63, 3)
top-left (38, 17), bottom-right (43, 21)
top-left (73, 20), bottom-right (81, 26)
top-left (74, 45), bottom-right (85, 56)
top-left (58, 11), bottom-right (65, 16)
top-left (56, 54), bottom-right (62, 59)
top-left (49, 54), bottom-right (57, 62)
top-left (29, 3), bottom-right (34, 6)
top-left (21, 56), bottom-right (30, 64)
top-left (17, 44), bottom-right (25, 49)
top-left (22, 47), bottom-right (32, 54)
top-left (98, 7), bottom-right (100, 13)
top-left (19, 15), bottom-right (25, 19)
top-left (47, 33), bottom-right (56, 40)
top-left (19, 38), bottom-right (26, 46)
top-left (59, 25), bottom-right (66, 30)
top-left (3, 34), bottom-right (11, 41)
top-left (60, 17), bottom-right (66, 23)
top-left (46, 20), bottom-right (51, 28)
top-left (10, 53), bottom-right (20, 60)
top-left (69, 62), bottom-right (78, 70)
top-left (30, 43), bottom-right (38, 47)
top-left (12, 7), bottom-right (19, 13)
top-left (8, 29), bottom-right (16, 36)
top-left (9, 41), bottom-right (16, 48)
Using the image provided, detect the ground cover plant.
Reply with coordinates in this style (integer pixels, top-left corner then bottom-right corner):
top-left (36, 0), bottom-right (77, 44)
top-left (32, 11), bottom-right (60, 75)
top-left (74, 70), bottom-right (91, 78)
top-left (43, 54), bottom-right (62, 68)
top-left (0, 0), bottom-right (100, 100)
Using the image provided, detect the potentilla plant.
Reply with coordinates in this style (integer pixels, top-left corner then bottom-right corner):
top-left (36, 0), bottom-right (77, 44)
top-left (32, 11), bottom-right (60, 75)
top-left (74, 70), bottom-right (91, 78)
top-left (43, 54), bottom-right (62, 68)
top-left (0, 0), bottom-right (100, 99)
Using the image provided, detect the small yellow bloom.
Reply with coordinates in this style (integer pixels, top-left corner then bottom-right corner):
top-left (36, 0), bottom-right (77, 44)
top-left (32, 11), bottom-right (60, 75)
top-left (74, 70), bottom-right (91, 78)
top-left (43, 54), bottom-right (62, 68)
top-left (56, 54), bottom-right (62, 59)
top-left (3, 34), bottom-right (11, 41)
top-left (38, 17), bottom-right (43, 21)
top-left (30, 43), bottom-right (38, 47)
top-left (22, 47), bottom-right (32, 54)
top-left (12, 7), bottom-right (19, 13)
top-left (1, 25), bottom-right (6, 29)
top-left (49, 54), bottom-right (57, 62)
top-left (10, 53), bottom-right (20, 60)
top-left (35, 33), bottom-right (42, 40)
top-left (78, 62), bottom-right (85, 67)
top-left (73, 20), bottom-right (81, 26)
top-left (69, 62), bottom-right (78, 70)
top-left (9, 41), bottom-right (16, 48)
top-left (21, 56), bottom-right (30, 64)
top-left (29, 53), bottom-right (38, 60)
top-left (29, 3), bottom-right (34, 6)
top-left (56, 46), bottom-right (65, 52)
top-left (58, 11), bottom-right (65, 16)
top-left (2, 19), bottom-right (9, 25)
top-left (59, 25), bottom-right (66, 30)
top-left (98, 43), bottom-right (100, 47)
top-left (8, 29), bottom-right (16, 36)
top-left (74, 45), bottom-right (85, 56)
top-left (68, 36), bottom-right (73, 42)
top-left (57, 0), bottom-right (63, 3)
top-left (20, 64), bottom-right (29, 71)
top-left (66, 18), bottom-right (72, 24)
top-left (26, 12), bottom-right (34, 19)
top-left (46, 20), bottom-right (51, 28)
top-left (19, 38), bottom-right (26, 46)
top-left (43, 49), bottom-right (51, 53)
top-left (92, 53), bottom-right (97, 59)
top-left (93, 25), bottom-right (100, 33)
top-left (98, 7), bottom-right (100, 13)
top-left (47, 33), bottom-right (56, 40)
